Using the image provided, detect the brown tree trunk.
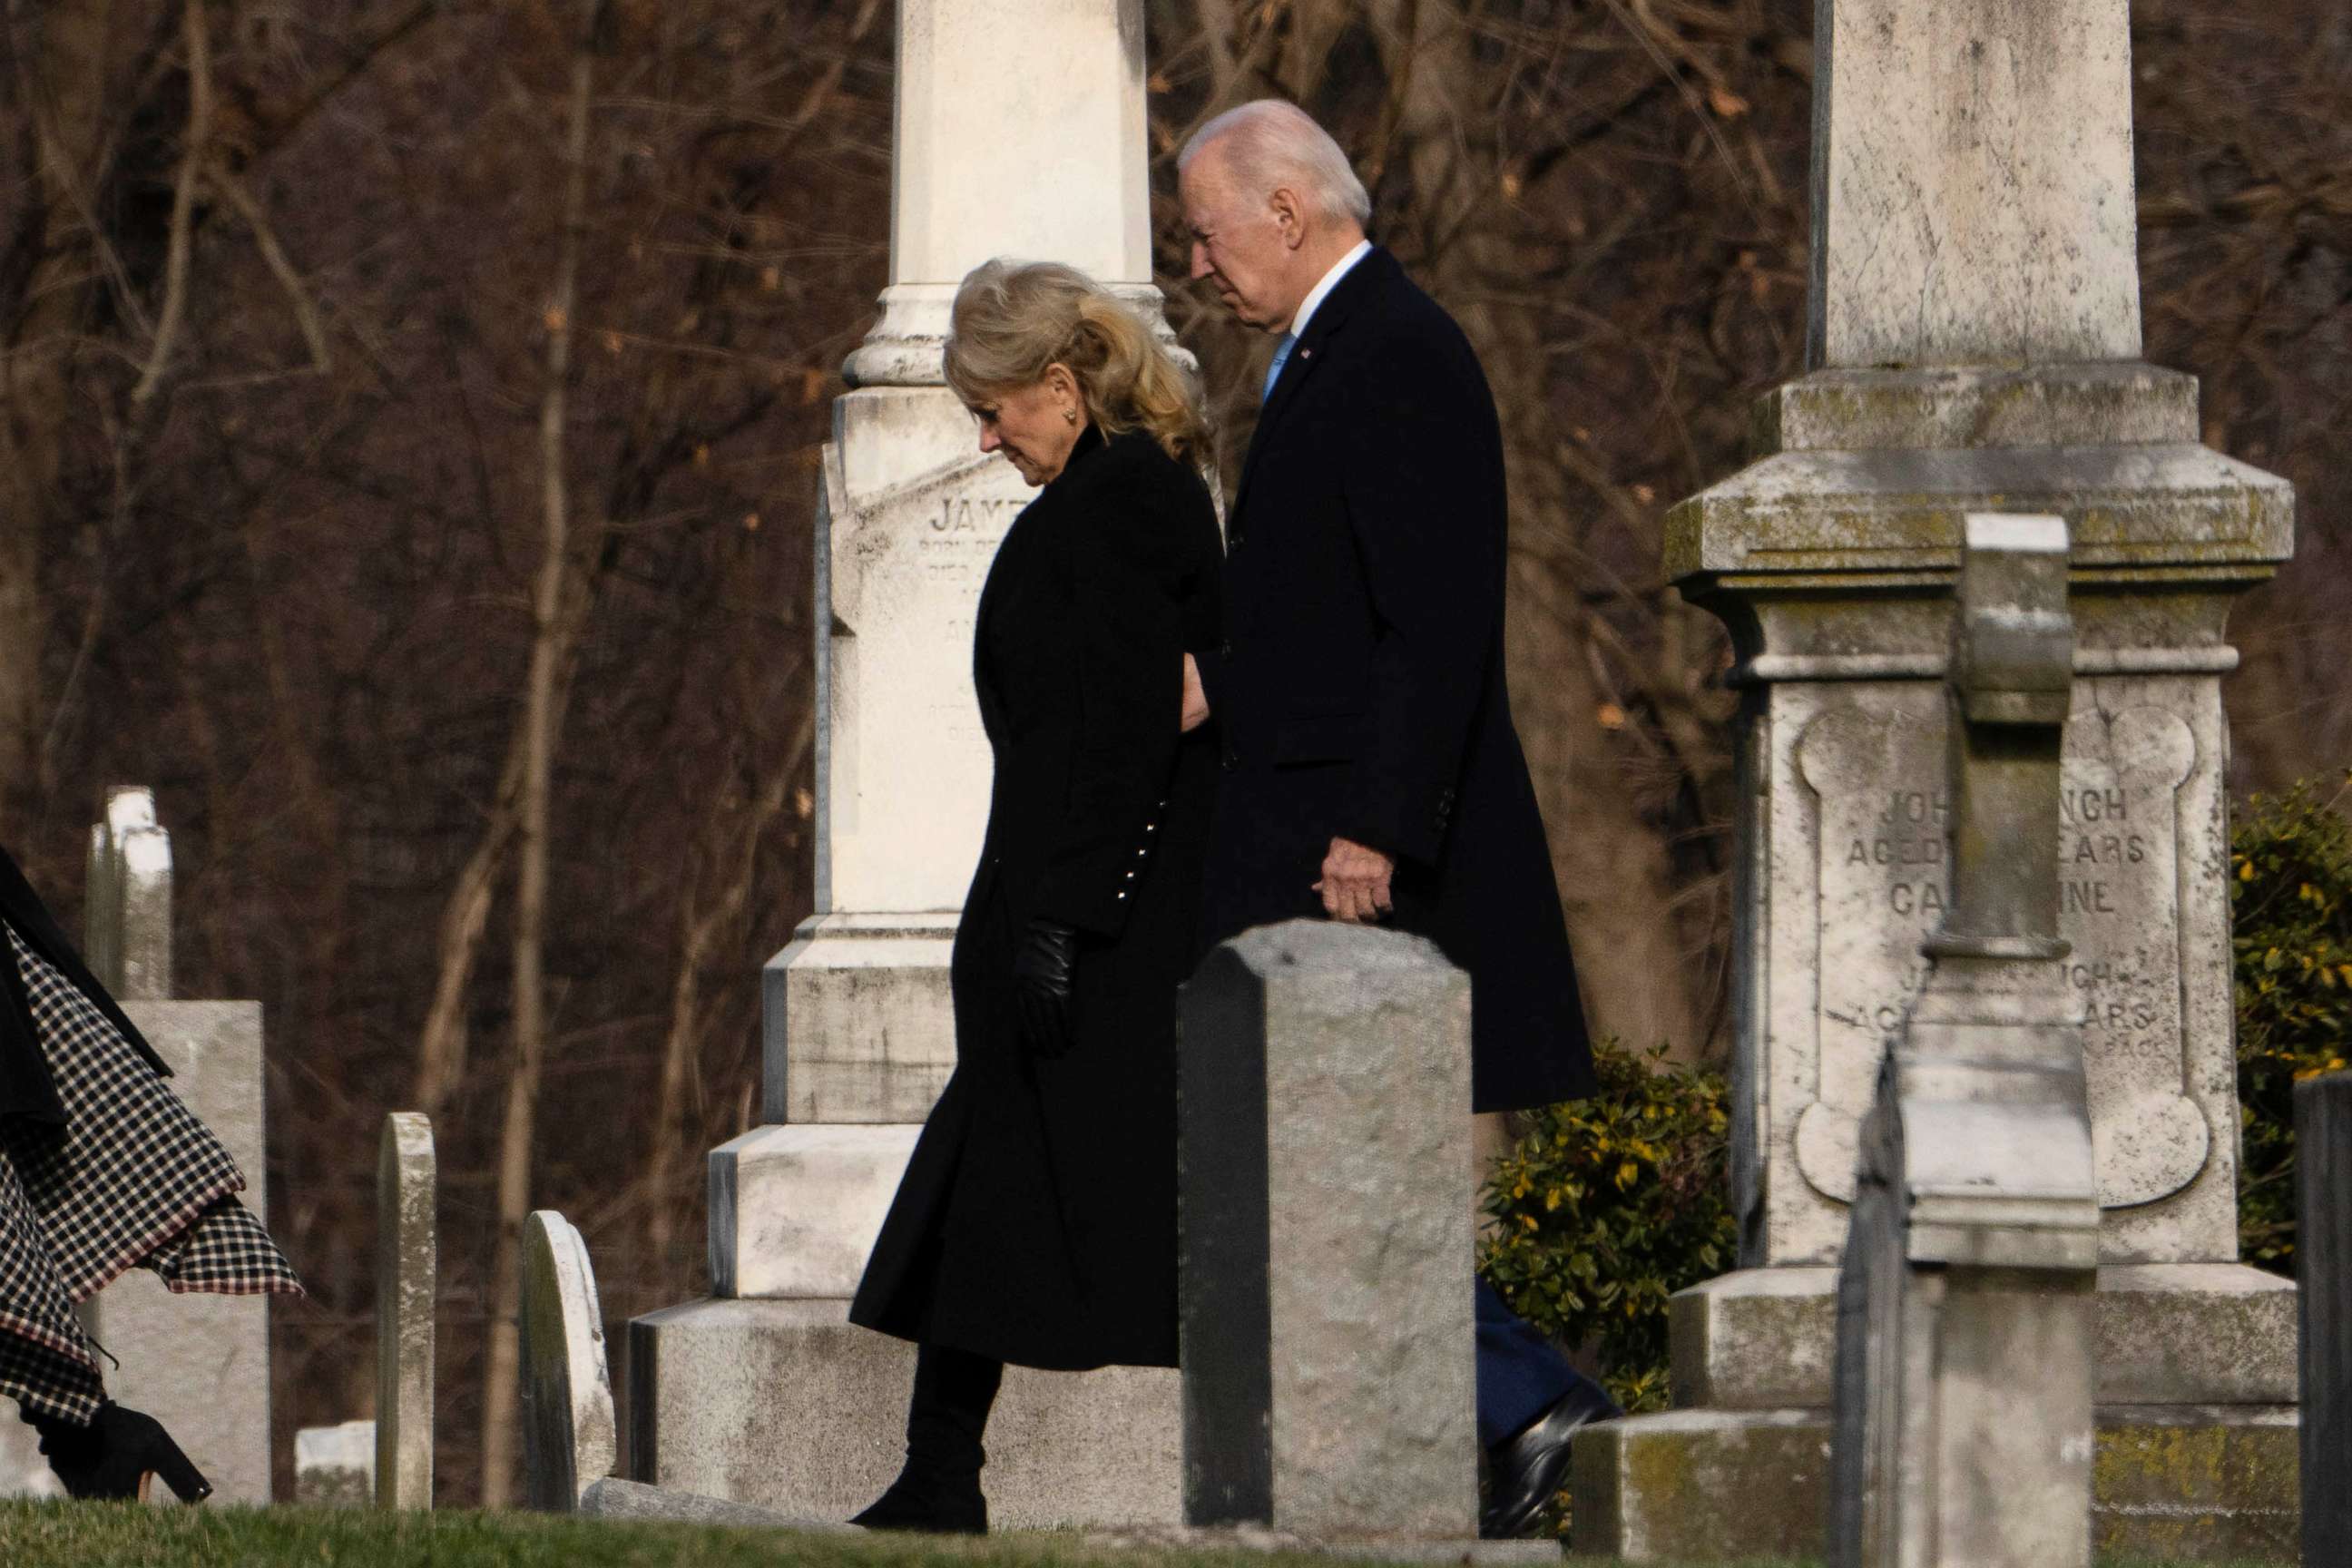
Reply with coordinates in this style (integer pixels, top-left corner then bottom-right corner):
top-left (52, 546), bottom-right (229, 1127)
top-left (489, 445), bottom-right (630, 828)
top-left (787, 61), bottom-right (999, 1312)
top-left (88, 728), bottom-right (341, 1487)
top-left (643, 711), bottom-right (810, 1257)
top-left (1358, 0), bottom-right (1707, 1062)
top-left (412, 749), bottom-right (524, 1116)
top-left (479, 1), bottom-right (603, 1506)
top-left (0, 5), bottom-right (161, 831)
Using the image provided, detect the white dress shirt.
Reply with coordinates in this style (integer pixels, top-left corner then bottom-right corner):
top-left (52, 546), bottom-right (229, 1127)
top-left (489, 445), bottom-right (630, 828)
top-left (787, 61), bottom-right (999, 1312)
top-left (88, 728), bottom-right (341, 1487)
top-left (1262, 240), bottom-right (1374, 402)
top-left (1287, 239), bottom-right (1374, 338)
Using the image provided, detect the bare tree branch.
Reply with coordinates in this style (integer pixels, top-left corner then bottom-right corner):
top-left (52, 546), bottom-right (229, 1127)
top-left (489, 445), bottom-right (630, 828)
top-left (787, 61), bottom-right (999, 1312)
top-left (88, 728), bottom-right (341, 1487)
top-left (210, 162), bottom-right (332, 373)
top-left (132, 0), bottom-right (215, 408)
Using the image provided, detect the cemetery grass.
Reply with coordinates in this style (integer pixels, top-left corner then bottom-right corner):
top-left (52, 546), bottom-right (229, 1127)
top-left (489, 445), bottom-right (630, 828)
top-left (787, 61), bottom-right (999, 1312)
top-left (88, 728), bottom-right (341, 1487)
top-left (0, 1506), bottom-right (2290, 1568)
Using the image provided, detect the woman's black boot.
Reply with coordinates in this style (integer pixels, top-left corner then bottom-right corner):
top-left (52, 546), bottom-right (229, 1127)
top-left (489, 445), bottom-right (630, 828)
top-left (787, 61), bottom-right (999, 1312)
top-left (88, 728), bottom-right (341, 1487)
top-left (849, 1345), bottom-right (1001, 1534)
top-left (24, 1400), bottom-right (212, 1503)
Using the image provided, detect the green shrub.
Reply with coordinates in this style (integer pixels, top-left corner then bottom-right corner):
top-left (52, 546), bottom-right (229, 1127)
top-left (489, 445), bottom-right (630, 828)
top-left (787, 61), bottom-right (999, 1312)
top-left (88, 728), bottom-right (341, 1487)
top-left (1477, 1038), bottom-right (1735, 1414)
top-left (2231, 776), bottom-right (2352, 1274)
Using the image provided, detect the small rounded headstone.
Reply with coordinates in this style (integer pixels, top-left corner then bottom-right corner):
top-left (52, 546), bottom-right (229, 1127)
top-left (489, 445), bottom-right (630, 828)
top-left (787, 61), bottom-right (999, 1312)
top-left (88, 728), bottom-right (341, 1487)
top-left (519, 1210), bottom-right (616, 1512)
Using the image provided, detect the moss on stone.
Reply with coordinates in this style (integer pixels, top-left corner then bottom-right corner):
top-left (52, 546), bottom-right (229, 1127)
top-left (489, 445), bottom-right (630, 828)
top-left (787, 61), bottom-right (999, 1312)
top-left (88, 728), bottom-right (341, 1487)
top-left (1580, 1413), bottom-right (2298, 1563)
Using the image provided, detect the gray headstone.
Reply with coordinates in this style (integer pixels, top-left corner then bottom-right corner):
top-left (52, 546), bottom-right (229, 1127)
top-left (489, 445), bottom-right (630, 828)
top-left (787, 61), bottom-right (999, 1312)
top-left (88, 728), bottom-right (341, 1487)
top-left (87, 1000), bottom-right (273, 1504)
top-left (295, 1420), bottom-right (377, 1507)
top-left (1809, 0), bottom-right (2141, 368)
top-left (1178, 921), bottom-right (1475, 1544)
top-left (519, 1210), bottom-right (616, 1512)
top-left (84, 786), bottom-right (172, 1001)
top-left (1831, 515), bottom-right (2100, 1568)
top-left (0, 1406), bottom-right (65, 1498)
top-left (73, 792), bottom-right (275, 1501)
top-left (376, 1112), bottom-right (436, 1508)
top-left (2298, 1072), bottom-right (2352, 1567)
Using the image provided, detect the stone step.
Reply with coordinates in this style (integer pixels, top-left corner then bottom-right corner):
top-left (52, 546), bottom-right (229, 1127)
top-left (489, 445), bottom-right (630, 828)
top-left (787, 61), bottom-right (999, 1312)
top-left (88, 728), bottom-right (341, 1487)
top-left (763, 914), bottom-right (959, 1126)
top-left (627, 1296), bottom-right (1181, 1528)
top-left (1571, 1404), bottom-right (2297, 1562)
top-left (1671, 1263), bottom-right (2297, 1410)
top-left (708, 1124), bottom-right (918, 1298)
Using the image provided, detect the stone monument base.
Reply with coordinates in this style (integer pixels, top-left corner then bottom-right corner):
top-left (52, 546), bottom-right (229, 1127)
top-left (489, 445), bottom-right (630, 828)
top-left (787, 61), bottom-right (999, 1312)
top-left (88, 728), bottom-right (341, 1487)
top-left (1673, 1264), bottom-right (2298, 1407)
top-left (627, 1298), bottom-right (1181, 1527)
top-left (1574, 1405), bottom-right (2295, 1562)
top-left (1574, 1262), bottom-right (2299, 1562)
top-left (708, 1125), bottom-right (919, 1298)
top-left (762, 915), bottom-right (958, 1126)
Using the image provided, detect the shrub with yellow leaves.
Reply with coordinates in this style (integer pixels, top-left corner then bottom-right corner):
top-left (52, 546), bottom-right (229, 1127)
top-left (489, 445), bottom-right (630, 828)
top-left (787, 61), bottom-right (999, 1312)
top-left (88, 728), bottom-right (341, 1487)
top-left (2233, 776), bottom-right (2352, 1273)
top-left (1476, 1039), bottom-right (1734, 1415)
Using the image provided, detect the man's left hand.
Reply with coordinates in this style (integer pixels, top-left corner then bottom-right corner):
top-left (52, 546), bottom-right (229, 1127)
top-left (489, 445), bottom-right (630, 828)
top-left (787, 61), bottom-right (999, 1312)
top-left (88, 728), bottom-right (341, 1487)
top-left (1314, 837), bottom-right (1394, 924)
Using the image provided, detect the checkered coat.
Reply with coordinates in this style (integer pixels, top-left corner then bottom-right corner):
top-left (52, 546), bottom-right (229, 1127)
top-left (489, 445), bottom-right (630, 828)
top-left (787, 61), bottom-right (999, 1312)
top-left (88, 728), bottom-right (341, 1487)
top-left (0, 853), bottom-right (299, 1426)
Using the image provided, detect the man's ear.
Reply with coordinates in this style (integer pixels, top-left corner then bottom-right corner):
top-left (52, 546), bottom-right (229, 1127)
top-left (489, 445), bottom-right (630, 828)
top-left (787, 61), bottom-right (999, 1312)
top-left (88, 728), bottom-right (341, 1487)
top-left (1268, 185), bottom-right (1308, 251)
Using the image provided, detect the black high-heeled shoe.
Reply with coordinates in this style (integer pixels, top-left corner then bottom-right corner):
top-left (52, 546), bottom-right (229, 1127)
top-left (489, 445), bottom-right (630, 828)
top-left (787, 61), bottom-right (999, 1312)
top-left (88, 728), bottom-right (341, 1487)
top-left (27, 1401), bottom-right (212, 1503)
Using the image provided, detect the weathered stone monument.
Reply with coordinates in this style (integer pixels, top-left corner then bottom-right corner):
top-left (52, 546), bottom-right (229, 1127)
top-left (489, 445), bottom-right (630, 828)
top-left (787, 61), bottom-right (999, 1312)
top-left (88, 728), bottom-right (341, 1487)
top-left (1572, 0), bottom-right (2298, 1558)
top-left (83, 787), bottom-right (277, 1505)
top-left (0, 1416), bottom-right (64, 1498)
top-left (626, 0), bottom-right (1181, 1525)
top-left (377, 1112), bottom-right (436, 1508)
top-left (294, 1419), bottom-right (377, 1507)
top-left (1179, 923), bottom-right (1475, 1544)
top-left (519, 1210), bottom-right (617, 1512)
top-left (2297, 1073), bottom-right (2350, 1567)
top-left (1830, 515), bottom-right (2101, 1568)
top-left (83, 783), bottom-right (172, 1001)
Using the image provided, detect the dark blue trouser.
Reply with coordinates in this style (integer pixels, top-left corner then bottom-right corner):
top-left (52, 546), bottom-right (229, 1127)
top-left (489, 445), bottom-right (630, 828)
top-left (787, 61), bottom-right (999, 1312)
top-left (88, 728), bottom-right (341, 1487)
top-left (1475, 1277), bottom-right (1599, 1449)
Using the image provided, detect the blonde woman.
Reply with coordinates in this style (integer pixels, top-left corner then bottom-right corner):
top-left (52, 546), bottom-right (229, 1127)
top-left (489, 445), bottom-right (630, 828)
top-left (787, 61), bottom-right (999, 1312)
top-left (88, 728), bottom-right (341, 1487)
top-left (845, 260), bottom-right (1221, 1533)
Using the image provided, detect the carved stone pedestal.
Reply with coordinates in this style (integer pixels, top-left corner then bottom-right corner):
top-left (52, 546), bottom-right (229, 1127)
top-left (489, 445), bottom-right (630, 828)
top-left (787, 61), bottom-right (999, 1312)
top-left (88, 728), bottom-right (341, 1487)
top-left (1571, 366), bottom-right (2297, 1562)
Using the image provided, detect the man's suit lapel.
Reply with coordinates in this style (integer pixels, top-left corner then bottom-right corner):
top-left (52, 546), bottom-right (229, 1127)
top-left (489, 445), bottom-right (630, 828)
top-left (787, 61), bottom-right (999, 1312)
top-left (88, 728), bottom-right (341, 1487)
top-left (1233, 249), bottom-right (1393, 518)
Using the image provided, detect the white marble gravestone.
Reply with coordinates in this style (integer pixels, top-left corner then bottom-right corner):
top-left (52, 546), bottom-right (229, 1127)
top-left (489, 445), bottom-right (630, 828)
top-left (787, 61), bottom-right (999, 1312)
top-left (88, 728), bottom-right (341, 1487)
top-left (627, 0), bottom-right (1182, 1525)
top-left (295, 1420), bottom-right (376, 1507)
top-left (1571, 1), bottom-right (2300, 1559)
top-left (376, 1112), bottom-right (436, 1508)
top-left (519, 1210), bottom-right (616, 1512)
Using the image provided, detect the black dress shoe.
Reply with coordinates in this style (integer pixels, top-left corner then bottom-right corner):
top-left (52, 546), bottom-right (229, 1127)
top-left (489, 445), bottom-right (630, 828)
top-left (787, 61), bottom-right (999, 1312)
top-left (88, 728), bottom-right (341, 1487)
top-left (848, 1475), bottom-right (987, 1534)
top-left (26, 1401), bottom-right (212, 1503)
top-left (1479, 1380), bottom-right (1622, 1539)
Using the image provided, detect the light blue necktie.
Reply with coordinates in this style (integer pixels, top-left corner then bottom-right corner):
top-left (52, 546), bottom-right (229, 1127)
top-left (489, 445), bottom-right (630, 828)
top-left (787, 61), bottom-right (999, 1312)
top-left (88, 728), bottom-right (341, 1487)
top-left (1262, 332), bottom-right (1297, 403)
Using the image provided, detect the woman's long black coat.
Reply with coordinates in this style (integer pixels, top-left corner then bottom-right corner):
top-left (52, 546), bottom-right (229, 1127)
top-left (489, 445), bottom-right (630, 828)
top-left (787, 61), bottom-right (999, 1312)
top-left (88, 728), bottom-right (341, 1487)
top-left (849, 426), bottom-right (1223, 1371)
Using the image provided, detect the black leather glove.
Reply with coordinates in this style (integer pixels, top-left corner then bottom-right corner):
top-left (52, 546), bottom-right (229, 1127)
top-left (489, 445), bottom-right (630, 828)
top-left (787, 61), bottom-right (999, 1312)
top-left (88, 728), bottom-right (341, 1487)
top-left (1011, 917), bottom-right (1080, 1060)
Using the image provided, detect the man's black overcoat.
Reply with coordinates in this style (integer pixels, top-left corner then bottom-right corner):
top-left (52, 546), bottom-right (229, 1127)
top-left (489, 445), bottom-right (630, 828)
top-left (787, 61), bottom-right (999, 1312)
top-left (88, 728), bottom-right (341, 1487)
top-left (850, 426), bottom-right (1222, 1369)
top-left (1192, 248), bottom-right (1595, 1112)
top-left (0, 845), bottom-right (172, 1126)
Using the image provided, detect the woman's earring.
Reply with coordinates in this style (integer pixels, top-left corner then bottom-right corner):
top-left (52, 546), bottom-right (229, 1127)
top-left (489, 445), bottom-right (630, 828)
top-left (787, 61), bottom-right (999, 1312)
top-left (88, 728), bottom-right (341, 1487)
top-left (1063, 408), bottom-right (1077, 425)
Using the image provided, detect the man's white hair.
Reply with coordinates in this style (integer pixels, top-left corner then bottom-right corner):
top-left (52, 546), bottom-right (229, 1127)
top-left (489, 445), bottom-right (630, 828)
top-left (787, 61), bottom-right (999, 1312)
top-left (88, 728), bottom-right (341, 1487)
top-left (1179, 100), bottom-right (1371, 229)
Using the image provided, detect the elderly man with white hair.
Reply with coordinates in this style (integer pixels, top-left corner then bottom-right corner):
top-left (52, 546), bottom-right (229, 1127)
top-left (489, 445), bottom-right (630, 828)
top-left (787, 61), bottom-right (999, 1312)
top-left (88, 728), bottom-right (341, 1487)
top-left (1179, 99), bottom-right (1620, 1538)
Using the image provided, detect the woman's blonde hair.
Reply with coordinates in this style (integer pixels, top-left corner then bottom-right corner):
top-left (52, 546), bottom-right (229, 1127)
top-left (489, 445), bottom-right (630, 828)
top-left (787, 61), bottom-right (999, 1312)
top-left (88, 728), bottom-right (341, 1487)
top-left (944, 260), bottom-right (1208, 461)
